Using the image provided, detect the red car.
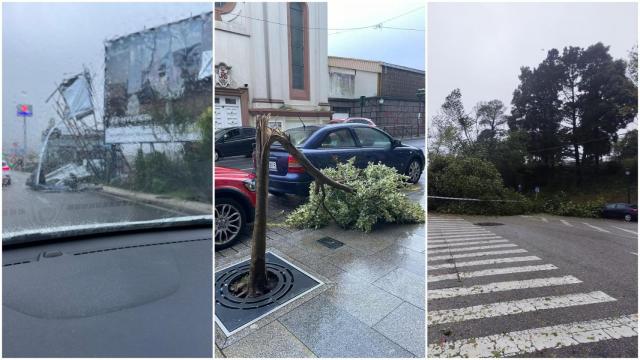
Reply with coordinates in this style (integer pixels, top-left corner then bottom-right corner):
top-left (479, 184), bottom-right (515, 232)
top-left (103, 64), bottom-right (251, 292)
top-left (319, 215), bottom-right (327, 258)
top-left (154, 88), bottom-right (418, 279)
top-left (328, 117), bottom-right (377, 127)
top-left (3, 160), bottom-right (11, 186)
top-left (214, 166), bottom-right (256, 250)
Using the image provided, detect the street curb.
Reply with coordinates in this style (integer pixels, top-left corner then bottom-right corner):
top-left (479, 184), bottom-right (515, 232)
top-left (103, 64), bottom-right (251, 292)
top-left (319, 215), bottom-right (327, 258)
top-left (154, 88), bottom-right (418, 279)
top-left (101, 185), bottom-right (212, 214)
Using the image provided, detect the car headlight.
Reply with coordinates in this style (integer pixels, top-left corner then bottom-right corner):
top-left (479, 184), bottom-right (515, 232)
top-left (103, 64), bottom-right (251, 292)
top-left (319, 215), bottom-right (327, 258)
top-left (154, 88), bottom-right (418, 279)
top-left (243, 178), bottom-right (256, 192)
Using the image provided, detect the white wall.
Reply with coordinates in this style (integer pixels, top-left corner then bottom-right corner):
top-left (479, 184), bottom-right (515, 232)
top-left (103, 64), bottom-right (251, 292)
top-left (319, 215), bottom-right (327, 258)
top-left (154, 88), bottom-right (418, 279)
top-left (215, 2), bottom-right (252, 90)
top-left (355, 70), bottom-right (378, 97)
top-left (216, 2), bottom-right (327, 107)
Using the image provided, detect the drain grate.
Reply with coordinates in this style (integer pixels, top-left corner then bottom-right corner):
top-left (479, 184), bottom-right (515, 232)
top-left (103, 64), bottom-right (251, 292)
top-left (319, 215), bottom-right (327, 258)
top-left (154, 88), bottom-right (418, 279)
top-left (316, 236), bottom-right (344, 249)
top-left (474, 222), bottom-right (504, 226)
top-left (215, 252), bottom-right (322, 336)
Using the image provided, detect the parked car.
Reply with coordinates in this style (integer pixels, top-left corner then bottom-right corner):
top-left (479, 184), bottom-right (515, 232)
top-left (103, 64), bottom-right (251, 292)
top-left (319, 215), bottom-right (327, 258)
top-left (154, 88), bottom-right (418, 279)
top-left (214, 166), bottom-right (256, 250)
top-left (3, 160), bottom-right (11, 186)
top-left (329, 117), bottom-right (377, 127)
top-left (267, 123), bottom-right (424, 196)
top-left (601, 203), bottom-right (637, 222)
top-left (215, 127), bottom-right (256, 161)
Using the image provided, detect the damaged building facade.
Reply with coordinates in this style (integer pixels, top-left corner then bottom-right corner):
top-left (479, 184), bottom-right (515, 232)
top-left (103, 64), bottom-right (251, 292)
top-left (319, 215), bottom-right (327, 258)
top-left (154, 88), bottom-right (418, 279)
top-left (328, 56), bottom-right (425, 138)
top-left (103, 11), bottom-right (213, 157)
top-left (215, 2), bottom-right (331, 130)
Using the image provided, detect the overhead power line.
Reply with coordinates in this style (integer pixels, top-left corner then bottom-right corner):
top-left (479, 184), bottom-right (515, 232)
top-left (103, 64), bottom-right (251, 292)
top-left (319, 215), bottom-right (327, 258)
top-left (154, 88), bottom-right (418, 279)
top-left (219, 5), bottom-right (424, 34)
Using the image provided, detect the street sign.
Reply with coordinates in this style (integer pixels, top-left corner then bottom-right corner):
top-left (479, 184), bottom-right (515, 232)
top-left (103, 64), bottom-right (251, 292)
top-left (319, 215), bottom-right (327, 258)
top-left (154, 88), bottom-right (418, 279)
top-left (17, 104), bottom-right (33, 117)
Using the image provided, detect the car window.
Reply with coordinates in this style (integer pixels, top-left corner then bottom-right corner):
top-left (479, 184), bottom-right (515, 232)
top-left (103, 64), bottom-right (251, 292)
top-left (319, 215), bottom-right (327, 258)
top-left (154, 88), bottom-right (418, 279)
top-left (606, 204), bottom-right (616, 209)
top-left (225, 129), bottom-right (241, 139)
top-left (284, 127), bottom-right (319, 146)
top-left (353, 127), bottom-right (391, 148)
top-left (319, 129), bottom-right (356, 148)
top-left (242, 128), bottom-right (256, 138)
top-left (349, 119), bottom-right (370, 124)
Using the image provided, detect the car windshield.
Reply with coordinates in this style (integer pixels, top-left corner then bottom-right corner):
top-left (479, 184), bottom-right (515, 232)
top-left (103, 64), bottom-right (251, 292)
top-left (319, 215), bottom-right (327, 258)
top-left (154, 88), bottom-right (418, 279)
top-left (283, 127), bottom-right (319, 146)
top-left (2, 3), bottom-right (213, 241)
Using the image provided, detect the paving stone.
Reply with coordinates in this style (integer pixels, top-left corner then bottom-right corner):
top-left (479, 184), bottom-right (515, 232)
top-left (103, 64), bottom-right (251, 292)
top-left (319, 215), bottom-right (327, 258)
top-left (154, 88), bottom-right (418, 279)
top-left (326, 273), bottom-right (403, 326)
top-left (223, 321), bottom-right (316, 358)
top-left (328, 252), bottom-right (398, 284)
top-left (373, 302), bottom-right (425, 357)
top-left (374, 267), bottom-right (425, 309)
top-left (280, 295), bottom-right (414, 358)
top-left (215, 345), bottom-right (225, 358)
top-left (370, 244), bottom-right (425, 277)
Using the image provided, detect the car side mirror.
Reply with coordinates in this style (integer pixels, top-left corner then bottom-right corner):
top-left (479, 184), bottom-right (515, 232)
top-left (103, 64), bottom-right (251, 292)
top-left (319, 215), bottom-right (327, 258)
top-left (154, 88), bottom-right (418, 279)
top-left (391, 139), bottom-right (401, 148)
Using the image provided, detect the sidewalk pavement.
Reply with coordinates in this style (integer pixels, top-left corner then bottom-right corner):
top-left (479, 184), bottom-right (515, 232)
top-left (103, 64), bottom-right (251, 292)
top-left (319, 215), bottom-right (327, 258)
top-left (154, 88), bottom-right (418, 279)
top-left (215, 220), bottom-right (426, 358)
top-left (101, 185), bottom-right (211, 214)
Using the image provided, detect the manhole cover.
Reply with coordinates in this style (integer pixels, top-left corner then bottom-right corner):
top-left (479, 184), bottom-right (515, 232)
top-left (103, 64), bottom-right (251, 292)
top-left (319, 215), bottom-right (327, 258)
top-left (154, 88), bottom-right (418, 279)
top-left (215, 252), bottom-right (322, 336)
top-left (474, 222), bottom-right (504, 226)
top-left (316, 236), bottom-right (344, 249)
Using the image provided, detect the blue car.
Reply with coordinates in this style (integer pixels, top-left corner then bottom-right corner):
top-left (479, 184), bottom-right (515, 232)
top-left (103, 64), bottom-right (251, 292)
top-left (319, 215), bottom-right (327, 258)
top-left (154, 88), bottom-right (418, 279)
top-left (268, 123), bottom-right (424, 196)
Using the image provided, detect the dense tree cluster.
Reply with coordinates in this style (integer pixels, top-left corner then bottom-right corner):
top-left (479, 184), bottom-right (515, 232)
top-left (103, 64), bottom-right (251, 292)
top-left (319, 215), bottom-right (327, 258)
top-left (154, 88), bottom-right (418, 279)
top-left (429, 43), bottom-right (637, 193)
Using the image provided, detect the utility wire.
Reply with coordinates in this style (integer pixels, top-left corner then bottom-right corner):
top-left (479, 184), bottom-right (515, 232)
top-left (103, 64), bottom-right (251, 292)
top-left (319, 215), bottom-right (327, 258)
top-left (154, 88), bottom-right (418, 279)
top-left (219, 5), bottom-right (424, 34)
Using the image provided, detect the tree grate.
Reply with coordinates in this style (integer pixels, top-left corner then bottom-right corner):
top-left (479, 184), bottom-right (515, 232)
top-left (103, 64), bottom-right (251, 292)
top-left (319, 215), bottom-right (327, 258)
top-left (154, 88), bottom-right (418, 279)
top-left (214, 252), bottom-right (322, 336)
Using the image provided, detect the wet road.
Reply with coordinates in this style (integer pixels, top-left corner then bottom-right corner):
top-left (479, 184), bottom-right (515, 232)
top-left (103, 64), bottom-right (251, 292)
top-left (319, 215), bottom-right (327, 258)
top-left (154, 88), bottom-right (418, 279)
top-left (427, 214), bottom-right (637, 357)
top-left (2, 171), bottom-right (187, 234)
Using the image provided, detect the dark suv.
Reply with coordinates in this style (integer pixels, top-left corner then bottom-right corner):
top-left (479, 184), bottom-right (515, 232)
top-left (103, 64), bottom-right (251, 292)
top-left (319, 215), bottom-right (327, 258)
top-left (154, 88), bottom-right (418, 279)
top-left (215, 127), bottom-right (256, 161)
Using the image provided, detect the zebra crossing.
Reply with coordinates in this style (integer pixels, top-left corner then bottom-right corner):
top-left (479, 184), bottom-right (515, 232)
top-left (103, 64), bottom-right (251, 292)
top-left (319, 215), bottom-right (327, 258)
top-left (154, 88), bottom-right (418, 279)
top-left (520, 215), bottom-right (638, 236)
top-left (427, 216), bottom-right (638, 357)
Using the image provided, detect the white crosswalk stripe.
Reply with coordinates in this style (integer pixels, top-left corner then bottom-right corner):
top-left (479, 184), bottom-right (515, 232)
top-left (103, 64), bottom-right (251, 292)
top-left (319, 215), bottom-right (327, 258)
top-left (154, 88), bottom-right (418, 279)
top-left (428, 291), bottom-right (616, 325)
top-left (429, 233), bottom-right (499, 239)
top-left (611, 226), bottom-right (638, 235)
top-left (428, 275), bottom-right (582, 300)
top-left (428, 248), bottom-right (528, 261)
top-left (428, 314), bottom-right (638, 357)
top-left (582, 222), bottom-right (610, 233)
top-left (428, 243), bottom-right (518, 254)
top-left (561, 219), bottom-right (573, 227)
top-left (428, 217), bottom-right (629, 357)
top-left (427, 256), bottom-right (542, 270)
top-left (428, 236), bottom-right (503, 244)
top-left (428, 239), bottom-right (510, 248)
top-left (427, 264), bottom-right (558, 283)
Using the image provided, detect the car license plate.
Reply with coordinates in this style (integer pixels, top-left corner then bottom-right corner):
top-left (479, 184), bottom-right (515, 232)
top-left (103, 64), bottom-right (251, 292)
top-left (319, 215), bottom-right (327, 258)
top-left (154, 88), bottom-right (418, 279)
top-left (269, 161), bottom-right (277, 171)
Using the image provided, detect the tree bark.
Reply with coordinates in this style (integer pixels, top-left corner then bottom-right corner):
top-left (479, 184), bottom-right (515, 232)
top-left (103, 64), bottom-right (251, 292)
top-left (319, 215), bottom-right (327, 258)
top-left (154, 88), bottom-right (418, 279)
top-left (246, 115), bottom-right (353, 296)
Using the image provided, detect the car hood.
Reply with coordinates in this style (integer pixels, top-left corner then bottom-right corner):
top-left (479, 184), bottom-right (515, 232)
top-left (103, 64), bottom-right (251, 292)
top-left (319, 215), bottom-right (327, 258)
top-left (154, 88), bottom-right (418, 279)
top-left (214, 166), bottom-right (254, 181)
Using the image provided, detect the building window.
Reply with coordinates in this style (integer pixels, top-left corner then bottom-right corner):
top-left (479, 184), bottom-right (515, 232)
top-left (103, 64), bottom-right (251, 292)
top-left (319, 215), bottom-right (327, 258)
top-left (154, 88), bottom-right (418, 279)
top-left (288, 2), bottom-right (309, 100)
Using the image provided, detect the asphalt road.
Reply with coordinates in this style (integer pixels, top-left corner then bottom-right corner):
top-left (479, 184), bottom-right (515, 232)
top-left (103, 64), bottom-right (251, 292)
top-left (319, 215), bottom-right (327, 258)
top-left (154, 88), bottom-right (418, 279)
top-left (427, 213), bottom-right (638, 357)
top-left (2, 171), bottom-right (188, 234)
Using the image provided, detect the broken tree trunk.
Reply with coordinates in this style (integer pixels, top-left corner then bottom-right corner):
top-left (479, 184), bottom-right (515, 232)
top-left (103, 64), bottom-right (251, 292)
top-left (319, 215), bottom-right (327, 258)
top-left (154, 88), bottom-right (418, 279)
top-left (246, 114), bottom-right (354, 297)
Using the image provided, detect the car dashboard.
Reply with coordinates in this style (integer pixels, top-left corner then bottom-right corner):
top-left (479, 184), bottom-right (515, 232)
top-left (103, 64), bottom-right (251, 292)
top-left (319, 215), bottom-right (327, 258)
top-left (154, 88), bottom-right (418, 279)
top-left (3, 226), bottom-right (212, 357)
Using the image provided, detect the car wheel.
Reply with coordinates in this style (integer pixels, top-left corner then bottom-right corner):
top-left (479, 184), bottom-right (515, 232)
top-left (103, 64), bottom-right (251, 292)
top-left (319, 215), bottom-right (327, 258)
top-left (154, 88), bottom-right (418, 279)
top-left (406, 159), bottom-right (422, 183)
top-left (624, 214), bottom-right (632, 222)
top-left (215, 150), bottom-right (220, 162)
top-left (215, 197), bottom-right (245, 250)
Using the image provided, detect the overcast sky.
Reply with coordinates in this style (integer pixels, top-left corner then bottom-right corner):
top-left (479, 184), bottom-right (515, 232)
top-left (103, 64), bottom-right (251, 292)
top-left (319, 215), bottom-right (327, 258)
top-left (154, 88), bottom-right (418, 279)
top-left (328, 1), bottom-right (425, 70)
top-left (2, 2), bottom-right (211, 153)
top-left (428, 2), bottom-right (638, 124)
